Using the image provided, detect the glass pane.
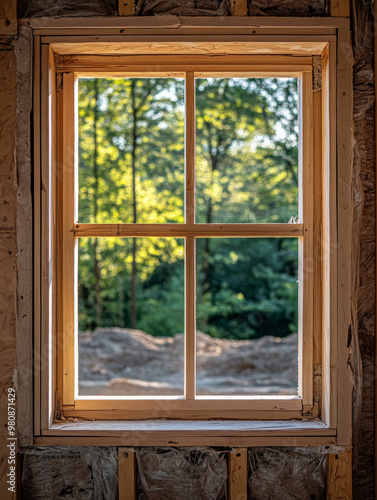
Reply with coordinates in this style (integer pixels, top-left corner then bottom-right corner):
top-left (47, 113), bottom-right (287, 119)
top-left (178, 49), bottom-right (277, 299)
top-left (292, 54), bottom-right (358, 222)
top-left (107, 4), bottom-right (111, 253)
top-left (78, 78), bottom-right (184, 224)
top-left (195, 78), bottom-right (299, 223)
top-left (196, 238), bottom-right (299, 395)
top-left (78, 237), bottom-right (185, 396)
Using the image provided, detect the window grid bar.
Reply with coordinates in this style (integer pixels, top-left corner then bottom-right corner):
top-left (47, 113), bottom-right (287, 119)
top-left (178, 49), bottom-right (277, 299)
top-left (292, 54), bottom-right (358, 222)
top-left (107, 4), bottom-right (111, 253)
top-left (184, 72), bottom-right (196, 398)
top-left (185, 236), bottom-right (196, 399)
top-left (74, 223), bottom-right (305, 238)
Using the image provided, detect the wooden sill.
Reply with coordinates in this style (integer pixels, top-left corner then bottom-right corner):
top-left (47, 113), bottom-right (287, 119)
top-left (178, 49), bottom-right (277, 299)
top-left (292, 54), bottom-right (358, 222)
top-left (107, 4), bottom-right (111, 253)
top-left (35, 420), bottom-right (337, 447)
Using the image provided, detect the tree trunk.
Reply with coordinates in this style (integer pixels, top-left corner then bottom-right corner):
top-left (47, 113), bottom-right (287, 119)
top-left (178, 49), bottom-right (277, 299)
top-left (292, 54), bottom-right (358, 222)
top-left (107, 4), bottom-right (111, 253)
top-left (130, 80), bottom-right (138, 329)
top-left (93, 79), bottom-right (102, 326)
top-left (202, 148), bottom-right (218, 295)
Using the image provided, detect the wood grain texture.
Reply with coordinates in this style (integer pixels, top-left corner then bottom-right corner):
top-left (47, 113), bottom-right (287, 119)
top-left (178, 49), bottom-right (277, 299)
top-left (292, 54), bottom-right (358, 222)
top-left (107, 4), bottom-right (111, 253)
top-left (118, 448), bottom-right (136, 500)
top-left (300, 71), bottom-right (314, 409)
top-left (335, 20), bottom-right (353, 447)
top-left (228, 449), bottom-right (247, 500)
top-left (35, 435), bottom-right (336, 447)
top-left (0, 0), bottom-right (17, 35)
top-left (50, 40), bottom-right (328, 56)
top-left (118, 0), bottom-right (135, 16)
top-left (61, 73), bottom-right (77, 406)
top-left (185, 237), bottom-right (196, 399)
top-left (329, 0), bottom-right (350, 17)
top-left (327, 451), bottom-right (352, 499)
top-left (33, 35), bottom-right (42, 437)
top-left (74, 223), bottom-right (304, 238)
top-left (230, 0), bottom-right (247, 16)
top-left (0, 35), bottom-right (17, 500)
top-left (16, 26), bottom-right (34, 446)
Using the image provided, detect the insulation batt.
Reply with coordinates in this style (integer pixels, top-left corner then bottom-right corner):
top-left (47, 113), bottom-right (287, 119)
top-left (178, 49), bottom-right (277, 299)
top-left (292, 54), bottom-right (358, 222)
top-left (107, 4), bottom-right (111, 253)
top-left (350, 0), bottom-right (376, 498)
top-left (23, 0), bottom-right (117, 17)
top-left (136, 447), bottom-right (228, 500)
top-left (20, 447), bottom-right (118, 499)
top-left (248, 0), bottom-right (326, 16)
top-left (248, 447), bottom-right (327, 500)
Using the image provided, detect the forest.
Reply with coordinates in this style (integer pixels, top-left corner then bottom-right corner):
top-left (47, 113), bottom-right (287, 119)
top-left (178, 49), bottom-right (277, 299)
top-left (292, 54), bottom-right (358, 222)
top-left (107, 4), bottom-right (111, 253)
top-left (78, 76), bottom-right (299, 341)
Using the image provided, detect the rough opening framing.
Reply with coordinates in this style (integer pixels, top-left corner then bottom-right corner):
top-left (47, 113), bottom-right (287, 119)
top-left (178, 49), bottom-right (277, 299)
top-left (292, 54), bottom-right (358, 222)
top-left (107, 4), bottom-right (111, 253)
top-left (30, 18), bottom-right (352, 445)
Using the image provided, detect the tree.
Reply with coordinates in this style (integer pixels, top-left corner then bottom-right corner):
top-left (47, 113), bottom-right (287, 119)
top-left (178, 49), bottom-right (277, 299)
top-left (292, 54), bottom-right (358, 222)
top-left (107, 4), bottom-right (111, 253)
top-left (77, 76), bottom-right (300, 341)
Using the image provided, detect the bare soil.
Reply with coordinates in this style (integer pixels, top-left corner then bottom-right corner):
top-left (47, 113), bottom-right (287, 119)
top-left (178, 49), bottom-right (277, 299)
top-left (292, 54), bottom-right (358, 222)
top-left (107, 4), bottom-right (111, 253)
top-left (78, 328), bottom-right (298, 396)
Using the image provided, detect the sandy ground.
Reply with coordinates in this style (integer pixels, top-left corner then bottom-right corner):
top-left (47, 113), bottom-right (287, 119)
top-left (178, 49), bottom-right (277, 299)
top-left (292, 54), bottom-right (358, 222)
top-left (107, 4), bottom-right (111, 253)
top-left (78, 328), bottom-right (298, 396)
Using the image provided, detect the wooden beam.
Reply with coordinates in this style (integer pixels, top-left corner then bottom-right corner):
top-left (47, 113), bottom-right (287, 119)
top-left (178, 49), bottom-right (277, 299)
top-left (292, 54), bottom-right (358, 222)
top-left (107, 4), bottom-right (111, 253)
top-left (329, 0), bottom-right (350, 17)
top-left (228, 449), bottom-right (248, 500)
top-left (118, 0), bottom-right (135, 16)
top-left (326, 451), bottom-right (352, 499)
top-left (230, 0), bottom-right (247, 16)
top-left (118, 448), bottom-right (136, 500)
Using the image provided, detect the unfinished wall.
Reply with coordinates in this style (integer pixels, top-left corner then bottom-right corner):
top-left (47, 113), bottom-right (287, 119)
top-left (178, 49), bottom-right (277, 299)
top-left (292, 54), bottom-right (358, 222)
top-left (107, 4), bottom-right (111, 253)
top-left (0, 0), bottom-right (18, 497)
top-left (0, 0), bottom-right (373, 498)
top-left (351, 0), bottom-right (376, 497)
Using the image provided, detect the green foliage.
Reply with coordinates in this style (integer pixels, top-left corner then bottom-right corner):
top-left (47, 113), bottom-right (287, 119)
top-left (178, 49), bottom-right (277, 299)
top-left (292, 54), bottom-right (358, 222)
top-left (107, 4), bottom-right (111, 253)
top-left (78, 77), bottom-right (299, 339)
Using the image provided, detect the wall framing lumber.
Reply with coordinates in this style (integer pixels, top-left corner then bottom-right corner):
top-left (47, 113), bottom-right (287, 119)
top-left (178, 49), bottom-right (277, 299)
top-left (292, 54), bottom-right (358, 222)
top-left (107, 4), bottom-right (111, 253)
top-left (16, 25), bottom-right (33, 447)
top-left (0, 30), bottom-right (17, 500)
top-left (329, 0), bottom-right (350, 18)
top-left (228, 449), bottom-right (247, 500)
top-left (19, 17), bottom-right (348, 31)
top-left (118, 448), bottom-right (136, 500)
top-left (327, 450), bottom-right (352, 499)
top-left (118, 0), bottom-right (135, 16)
top-left (334, 20), bottom-right (353, 446)
top-left (0, 0), bottom-right (17, 35)
top-left (34, 435), bottom-right (337, 447)
top-left (230, 0), bottom-right (247, 16)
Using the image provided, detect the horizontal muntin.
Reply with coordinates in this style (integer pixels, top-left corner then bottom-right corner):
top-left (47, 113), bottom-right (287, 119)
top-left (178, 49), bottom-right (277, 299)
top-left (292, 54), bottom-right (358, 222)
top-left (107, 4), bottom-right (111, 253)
top-left (74, 223), bottom-right (304, 238)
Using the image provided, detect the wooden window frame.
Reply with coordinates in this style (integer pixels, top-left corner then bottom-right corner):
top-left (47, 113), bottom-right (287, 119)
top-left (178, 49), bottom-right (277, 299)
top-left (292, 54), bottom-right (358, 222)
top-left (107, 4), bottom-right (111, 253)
top-left (30, 17), bottom-right (352, 446)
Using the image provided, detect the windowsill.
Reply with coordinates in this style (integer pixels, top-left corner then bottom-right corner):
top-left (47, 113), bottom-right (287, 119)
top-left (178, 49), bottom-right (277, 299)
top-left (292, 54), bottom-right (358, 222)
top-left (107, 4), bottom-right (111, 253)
top-left (35, 420), bottom-right (337, 447)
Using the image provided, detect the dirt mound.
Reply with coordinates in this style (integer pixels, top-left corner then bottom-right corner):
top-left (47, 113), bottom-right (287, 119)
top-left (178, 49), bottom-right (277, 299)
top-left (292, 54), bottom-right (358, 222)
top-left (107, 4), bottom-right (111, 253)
top-left (78, 328), bottom-right (298, 396)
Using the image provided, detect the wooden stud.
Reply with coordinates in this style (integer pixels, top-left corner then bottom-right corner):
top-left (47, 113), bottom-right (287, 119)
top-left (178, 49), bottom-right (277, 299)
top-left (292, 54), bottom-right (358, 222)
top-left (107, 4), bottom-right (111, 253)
top-left (228, 449), bottom-right (248, 500)
top-left (326, 451), bottom-right (352, 499)
top-left (334, 20), bottom-right (353, 446)
top-left (33, 35), bottom-right (42, 436)
top-left (329, 0), bottom-right (350, 17)
top-left (118, 0), bottom-right (135, 16)
top-left (321, 42), bottom-right (338, 431)
top-left (230, 0), bottom-right (247, 17)
top-left (118, 448), bottom-right (137, 500)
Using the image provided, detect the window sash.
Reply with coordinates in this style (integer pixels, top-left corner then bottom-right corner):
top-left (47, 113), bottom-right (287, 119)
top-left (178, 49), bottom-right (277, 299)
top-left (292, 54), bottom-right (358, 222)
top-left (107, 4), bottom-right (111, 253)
top-left (58, 59), bottom-right (315, 416)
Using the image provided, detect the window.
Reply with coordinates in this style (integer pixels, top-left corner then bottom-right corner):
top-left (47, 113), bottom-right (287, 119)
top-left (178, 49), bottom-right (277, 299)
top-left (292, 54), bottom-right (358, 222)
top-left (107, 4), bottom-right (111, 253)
top-left (58, 57), bottom-right (314, 419)
top-left (33, 19), bottom-right (352, 444)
